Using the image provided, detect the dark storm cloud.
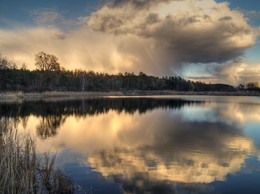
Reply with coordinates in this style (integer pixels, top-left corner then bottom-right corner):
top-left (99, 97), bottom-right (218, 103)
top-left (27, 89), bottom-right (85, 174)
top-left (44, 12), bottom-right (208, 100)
top-left (88, 0), bottom-right (258, 68)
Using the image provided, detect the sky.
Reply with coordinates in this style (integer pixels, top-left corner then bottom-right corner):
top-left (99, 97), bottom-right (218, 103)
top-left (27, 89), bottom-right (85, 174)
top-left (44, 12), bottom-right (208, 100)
top-left (0, 0), bottom-right (260, 85)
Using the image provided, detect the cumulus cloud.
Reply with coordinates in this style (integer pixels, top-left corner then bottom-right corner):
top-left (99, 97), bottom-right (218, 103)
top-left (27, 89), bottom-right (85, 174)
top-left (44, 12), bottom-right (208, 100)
top-left (217, 62), bottom-right (260, 85)
top-left (186, 59), bottom-right (260, 85)
top-left (0, 0), bottom-right (259, 81)
top-left (88, 0), bottom-right (257, 65)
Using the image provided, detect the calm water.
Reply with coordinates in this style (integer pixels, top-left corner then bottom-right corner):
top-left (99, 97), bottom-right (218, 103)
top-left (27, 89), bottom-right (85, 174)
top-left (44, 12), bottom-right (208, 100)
top-left (1, 96), bottom-right (260, 194)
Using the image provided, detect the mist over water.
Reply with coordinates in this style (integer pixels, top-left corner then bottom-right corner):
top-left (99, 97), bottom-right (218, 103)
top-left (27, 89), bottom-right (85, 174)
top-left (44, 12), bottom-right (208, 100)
top-left (1, 96), bottom-right (260, 194)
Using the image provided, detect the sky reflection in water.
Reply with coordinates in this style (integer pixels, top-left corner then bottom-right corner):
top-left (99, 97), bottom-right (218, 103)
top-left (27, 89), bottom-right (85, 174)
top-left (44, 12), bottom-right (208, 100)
top-left (1, 96), bottom-right (260, 194)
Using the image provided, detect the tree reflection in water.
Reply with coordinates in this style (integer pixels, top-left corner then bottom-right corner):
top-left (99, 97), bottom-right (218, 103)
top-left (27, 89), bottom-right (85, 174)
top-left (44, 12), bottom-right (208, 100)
top-left (36, 115), bottom-right (67, 139)
top-left (0, 98), bottom-right (202, 138)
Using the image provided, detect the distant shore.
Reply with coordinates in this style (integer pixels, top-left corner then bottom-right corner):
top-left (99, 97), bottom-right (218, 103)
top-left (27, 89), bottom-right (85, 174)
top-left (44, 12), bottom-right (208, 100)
top-left (0, 91), bottom-right (259, 102)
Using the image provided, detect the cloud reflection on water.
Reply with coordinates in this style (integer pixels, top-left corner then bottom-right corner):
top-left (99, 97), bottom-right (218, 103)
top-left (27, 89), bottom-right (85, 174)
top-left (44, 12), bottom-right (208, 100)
top-left (1, 97), bottom-right (260, 193)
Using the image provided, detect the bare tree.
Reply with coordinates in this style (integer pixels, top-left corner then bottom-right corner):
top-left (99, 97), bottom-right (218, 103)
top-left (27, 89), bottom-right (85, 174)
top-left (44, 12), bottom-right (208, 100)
top-left (35, 51), bottom-right (60, 71)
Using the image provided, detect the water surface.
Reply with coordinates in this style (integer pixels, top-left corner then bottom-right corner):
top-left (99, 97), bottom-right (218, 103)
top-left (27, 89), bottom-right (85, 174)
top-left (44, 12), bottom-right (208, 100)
top-left (1, 96), bottom-right (260, 194)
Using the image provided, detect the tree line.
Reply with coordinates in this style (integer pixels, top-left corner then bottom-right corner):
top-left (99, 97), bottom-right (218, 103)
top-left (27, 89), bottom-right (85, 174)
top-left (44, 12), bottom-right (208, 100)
top-left (0, 52), bottom-right (259, 92)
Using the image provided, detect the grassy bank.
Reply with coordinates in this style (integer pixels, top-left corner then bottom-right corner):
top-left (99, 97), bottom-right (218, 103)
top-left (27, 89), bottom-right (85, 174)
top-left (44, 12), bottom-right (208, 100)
top-left (0, 132), bottom-right (74, 193)
top-left (0, 91), bottom-right (259, 102)
top-left (0, 91), bottom-right (124, 102)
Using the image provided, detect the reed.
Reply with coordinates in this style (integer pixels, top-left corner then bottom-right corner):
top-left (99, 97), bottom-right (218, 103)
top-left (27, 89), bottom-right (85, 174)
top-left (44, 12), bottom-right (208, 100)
top-left (0, 132), bottom-right (74, 194)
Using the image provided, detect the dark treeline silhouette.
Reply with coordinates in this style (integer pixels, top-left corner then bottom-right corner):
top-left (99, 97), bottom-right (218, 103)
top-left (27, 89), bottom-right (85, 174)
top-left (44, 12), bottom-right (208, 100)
top-left (1, 52), bottom-right (258, 92)
top-left (0, 68), bottom-right (238, 92)
top-left (0, 52), bottom-right (244, 92)
top-left (0, 98), bottom-right (202, 139)
top-left (0, 98), bottom-right (202, 117)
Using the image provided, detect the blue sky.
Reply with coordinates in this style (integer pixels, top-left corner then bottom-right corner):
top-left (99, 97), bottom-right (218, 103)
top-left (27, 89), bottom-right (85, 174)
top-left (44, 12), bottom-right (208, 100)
top-left (1, 0), bottom-right (259, 26)
top-left (0, 0), bottom-right (99, 28)
top-left (0, 0), bottom-right (260, 84)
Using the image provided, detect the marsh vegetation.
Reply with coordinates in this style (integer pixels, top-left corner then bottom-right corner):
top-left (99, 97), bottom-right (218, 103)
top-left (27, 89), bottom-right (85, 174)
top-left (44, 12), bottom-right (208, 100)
top-left (0, 131), bottom-right (74, 194)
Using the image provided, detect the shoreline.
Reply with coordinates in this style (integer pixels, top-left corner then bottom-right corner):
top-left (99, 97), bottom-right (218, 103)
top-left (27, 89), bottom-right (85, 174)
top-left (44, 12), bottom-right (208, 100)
top-left (0, 91), bottom-right (259, 102)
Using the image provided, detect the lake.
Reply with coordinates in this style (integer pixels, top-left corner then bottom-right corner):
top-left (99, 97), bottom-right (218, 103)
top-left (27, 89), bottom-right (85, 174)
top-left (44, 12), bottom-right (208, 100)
top-left (1, 96), bottom-right (260, 194)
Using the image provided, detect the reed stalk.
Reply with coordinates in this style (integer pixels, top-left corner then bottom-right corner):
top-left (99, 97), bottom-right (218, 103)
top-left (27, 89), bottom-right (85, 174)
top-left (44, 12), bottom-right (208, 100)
top-left (0, 132), bottom-right (74, 194)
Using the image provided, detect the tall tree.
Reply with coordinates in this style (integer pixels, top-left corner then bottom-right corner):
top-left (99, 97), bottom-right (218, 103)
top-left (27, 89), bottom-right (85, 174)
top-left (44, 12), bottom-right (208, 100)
top-left (35, 52), bottom-right (62, 90)
top-left (35, 52), bottom-right (60, 71)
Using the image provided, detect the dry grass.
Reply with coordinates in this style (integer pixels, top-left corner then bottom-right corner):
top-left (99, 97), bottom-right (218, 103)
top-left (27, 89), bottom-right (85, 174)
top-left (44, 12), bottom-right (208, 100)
top-left (0, 91), bottom-right (125, 102)
top-left (0, 132), bottom-right (74, 194)
top-left (0, 90), bottom-right (259, 103)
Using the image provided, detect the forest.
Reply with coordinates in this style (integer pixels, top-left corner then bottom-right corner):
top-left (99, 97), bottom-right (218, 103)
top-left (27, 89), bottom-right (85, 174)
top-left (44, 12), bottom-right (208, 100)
top-left (0, 52), bottom-right (259, 92)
